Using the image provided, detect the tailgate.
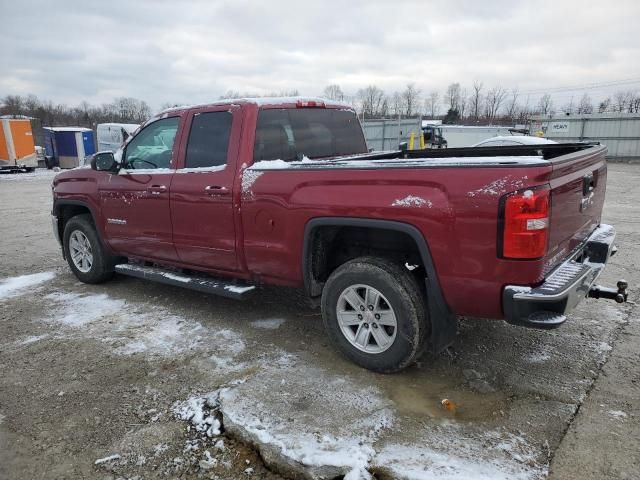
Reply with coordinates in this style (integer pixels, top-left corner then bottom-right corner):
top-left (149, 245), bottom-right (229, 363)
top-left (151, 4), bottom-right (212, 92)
top-left (545, 145), bottom-right (608, 272)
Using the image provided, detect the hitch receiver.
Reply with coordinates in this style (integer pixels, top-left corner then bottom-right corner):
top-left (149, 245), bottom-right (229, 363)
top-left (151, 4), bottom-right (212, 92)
top-left (588, 280), bottom-right (628, 303)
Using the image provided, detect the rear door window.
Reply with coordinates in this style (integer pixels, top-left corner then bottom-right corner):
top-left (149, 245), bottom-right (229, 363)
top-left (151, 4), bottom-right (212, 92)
top-left (185, 111), bottom-right (232, 169)
top-left (254, 108), bottom-right (367, 162)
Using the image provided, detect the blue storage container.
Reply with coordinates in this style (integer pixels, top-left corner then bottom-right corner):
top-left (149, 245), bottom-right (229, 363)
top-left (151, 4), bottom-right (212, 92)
top-left (42, 127), bottom-right (95, 168)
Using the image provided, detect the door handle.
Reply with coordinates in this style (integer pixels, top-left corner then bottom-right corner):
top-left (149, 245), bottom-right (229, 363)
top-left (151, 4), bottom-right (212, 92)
top-left (582, 174), bottom-right (595, 196)
top-left (147, 185), bottom-right (167, 195)
top-left (204, 185), bottom-right (230, 196)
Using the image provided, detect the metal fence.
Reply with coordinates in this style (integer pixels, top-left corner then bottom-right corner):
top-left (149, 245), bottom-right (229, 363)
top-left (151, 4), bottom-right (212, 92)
top-left (530, 114), bottom-right (640, 162)
top-left (361, 118), bottom-right (423, 151)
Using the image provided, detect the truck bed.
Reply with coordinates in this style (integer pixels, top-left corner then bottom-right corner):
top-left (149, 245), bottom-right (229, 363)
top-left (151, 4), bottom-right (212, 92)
top-left (244, 142), bottom-right (607, 320)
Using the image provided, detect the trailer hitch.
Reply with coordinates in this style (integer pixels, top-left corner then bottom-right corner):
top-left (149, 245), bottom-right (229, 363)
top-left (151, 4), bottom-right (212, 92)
top-left (589, 280), bottom-right (628, 303)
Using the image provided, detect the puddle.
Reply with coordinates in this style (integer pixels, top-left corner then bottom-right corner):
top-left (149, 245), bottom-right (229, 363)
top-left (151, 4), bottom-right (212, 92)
top-left (381, 375), bottom-right (508, 421)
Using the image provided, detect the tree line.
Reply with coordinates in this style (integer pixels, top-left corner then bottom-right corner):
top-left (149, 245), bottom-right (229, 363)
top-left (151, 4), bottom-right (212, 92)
top-left (0, 94), bottom-right (151, 127)
top-left (322, 83), bottom-right (640, 124)
top-left (2, 83), bottom-right (639, 128)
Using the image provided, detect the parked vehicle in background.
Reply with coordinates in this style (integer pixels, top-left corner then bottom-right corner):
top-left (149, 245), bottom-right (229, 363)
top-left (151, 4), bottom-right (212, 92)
top-left (51, 97), bottom-right (627, 372)
top-left (433, 125), bottom-right (517, 148)
top-left (0, 118), bottom-right (37, 172)
top-left (422, 122), bottom-right (447, 148)
top-left (43, 127), bottom-right (95, 169)
top-left (97, 123), bottom-right (140, 152)
top-left (472, 135), bottom-right (557, 147)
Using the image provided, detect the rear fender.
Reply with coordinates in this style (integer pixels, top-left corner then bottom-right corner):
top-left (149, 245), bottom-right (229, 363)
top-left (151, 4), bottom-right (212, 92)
top-left (303, 217), bottom-right (456, 353)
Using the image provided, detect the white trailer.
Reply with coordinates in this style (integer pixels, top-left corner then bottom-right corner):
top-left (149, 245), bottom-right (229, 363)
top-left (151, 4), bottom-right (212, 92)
top-left (438, 125), bottom-right (516, 148)
top-left (96, 123), bottom-right (139, 152)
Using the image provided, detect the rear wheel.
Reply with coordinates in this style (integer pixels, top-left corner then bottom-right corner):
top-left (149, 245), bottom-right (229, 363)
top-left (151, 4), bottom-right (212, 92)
top-left (63, 214), bottom-right (114, 284)
top-left (321, 256), bottom-right (429, 373)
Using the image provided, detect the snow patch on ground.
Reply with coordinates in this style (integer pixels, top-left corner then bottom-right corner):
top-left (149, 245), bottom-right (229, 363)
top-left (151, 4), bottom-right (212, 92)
top-left (375, 429), bottom-right (545, 480)
top-left (526, 346), bottom-right (553, 363)
top-left (16, 334), bottom-right (49, 346)
top-left (594, 341), bottom-right (613, 355)
top-left (173, 393), bottom-right (222, 437)
top-left (607, 410), bottom-right (627, 419)
top-left (392, 195), bottom-right (432, 208)
top-left (45, 292), bottom-right (125, 327)
top-left (0, 169), bottom-right (57, 182)
top-left (250, 318), bottom-right (285, 330)
top-left (42, 291), bottom-right (245, 359)
top-left (217, 364), bottom-right (394, 479)
top-left (94, 454), bottom-right (121, 465)
top-left (0, 271), bottom-right (55, 300)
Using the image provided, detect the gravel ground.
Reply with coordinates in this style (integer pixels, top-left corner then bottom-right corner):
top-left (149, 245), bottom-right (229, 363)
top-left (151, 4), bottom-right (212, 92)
top-left (0, 165), bottom-right (637, 480)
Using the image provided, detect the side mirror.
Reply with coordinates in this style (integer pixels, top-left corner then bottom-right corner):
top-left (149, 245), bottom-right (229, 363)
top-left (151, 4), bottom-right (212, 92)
top-left (90, 151), bottom-right (119, 172)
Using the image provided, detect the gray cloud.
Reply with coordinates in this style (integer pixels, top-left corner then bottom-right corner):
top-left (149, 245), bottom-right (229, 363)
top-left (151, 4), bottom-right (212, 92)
top-left (1, 0), bottom-right (639, 110)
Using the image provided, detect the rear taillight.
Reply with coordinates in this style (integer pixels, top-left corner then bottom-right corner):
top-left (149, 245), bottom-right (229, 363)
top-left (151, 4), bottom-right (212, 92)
top-left (500, 186), bottom-right (550, 259)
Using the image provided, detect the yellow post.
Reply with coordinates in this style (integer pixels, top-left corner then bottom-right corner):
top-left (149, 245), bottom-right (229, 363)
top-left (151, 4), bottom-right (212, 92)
top-left (409, 132), bottom-right (415, 150)
top-left (420, 132), bottom-right (426, 149)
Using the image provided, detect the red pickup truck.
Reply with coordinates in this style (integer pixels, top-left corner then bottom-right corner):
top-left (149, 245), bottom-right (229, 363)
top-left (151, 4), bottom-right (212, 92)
top-left (51, 97), bottom-right (627, 372)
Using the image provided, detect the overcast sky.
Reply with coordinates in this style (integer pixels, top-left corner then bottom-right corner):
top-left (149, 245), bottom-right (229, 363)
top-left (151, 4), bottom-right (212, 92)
top-left (2, 0), bottom-right (639, 111)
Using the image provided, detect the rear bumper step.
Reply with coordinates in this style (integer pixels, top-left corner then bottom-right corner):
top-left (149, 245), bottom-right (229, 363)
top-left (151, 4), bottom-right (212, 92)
top-left (114, 263), bottom-right (256, 300)
top-left (503, 224), bottom-right (625, 329)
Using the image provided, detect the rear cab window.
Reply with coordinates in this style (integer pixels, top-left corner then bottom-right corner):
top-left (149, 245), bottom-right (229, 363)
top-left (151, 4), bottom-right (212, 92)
top-left (253, 108), bottom-right (367, 162)
top-left (185, 111), bottom-right (232, 169)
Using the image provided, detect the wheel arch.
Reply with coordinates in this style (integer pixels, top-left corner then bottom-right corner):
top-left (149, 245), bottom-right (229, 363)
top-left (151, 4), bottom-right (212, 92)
top-left (302, 217), bottom-right (457, 353)
top-left (53, 200), bottom-right (98, 241)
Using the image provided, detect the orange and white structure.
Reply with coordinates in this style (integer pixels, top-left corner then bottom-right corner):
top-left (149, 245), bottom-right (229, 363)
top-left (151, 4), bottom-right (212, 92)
top-left (0, 118), bottom-right (37, 171)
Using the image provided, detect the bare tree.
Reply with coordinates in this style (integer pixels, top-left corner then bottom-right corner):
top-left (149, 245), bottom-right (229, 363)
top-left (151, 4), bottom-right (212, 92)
top-left (598, 97), bottom-right (611, 113)
top-left (401, 83), bottom-right (421, 116)
top-left (444, 83), bottom-right (461, 112)
top-left (323, 84), bottom-right (344, 101)
top-left (631, 94), bottom-right (640, 113)
top-left (470, 81), bottom-right (483, 121)
top-left (425, 92), bottom-right (440, 118)
top-left (537, 93), bottom-right (553, 116)
top-left (505, 88), bottom-right (520, 121)
top-left (576, 93), bottom-right (594, 114)
top-left (613, 90), bottom-right (632, 112)
top-left (357, 85), bottom-right (385, 116)
top-left (389, 91), bottom-right (403, 117)
top-left (458, 88), bottom-right (468, 119)
top-left (485, 86), bottom-right (507, 122)
top-left (1, 95), bottom-right (24, 116)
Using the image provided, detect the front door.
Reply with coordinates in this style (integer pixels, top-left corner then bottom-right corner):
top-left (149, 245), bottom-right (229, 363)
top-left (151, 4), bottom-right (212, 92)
top-left (170, 106), bottom-right (240, 272)
top-left (99, 116), bottom-right (181, 261)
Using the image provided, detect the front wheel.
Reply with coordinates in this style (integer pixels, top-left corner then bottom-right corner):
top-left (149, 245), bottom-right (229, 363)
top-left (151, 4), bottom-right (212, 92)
top-left (321, 256), bottom-right (429, 373)
top-left (63, 214), bottom-right (114, 284)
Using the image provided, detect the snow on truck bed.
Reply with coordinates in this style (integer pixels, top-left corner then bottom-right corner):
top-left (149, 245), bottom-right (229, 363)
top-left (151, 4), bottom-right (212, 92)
top-left (249, 155), bottom-right (547, 170)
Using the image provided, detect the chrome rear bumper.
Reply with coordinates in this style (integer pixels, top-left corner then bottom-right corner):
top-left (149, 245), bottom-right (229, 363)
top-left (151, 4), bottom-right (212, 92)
top-left (503, 224), bottom-right (618, 329)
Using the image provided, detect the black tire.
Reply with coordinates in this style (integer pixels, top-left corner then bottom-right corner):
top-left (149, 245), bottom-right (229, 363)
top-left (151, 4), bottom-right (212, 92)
top-left (63, 214), bottom-right (114, 284)
top-left (321, 256), bottom-right (429, 373)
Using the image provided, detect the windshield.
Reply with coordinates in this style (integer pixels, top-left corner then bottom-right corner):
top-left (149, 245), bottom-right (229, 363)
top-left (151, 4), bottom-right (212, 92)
top-left (253, 108), bottom-right (367, 162)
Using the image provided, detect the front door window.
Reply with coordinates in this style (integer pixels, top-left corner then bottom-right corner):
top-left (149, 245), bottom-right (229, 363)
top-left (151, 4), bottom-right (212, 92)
top-left (123, 117), bottom-right (179, 170)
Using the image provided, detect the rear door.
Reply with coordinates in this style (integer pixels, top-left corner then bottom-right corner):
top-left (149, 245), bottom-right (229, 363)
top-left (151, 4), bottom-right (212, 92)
top-left (99, 116), bottom-right (181, 261)
top-left (170, 105), bottom-right (241, 272)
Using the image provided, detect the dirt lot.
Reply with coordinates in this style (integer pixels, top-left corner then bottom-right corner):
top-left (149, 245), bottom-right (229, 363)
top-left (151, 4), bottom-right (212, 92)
top-left (0, 166), bottom-right (638, 480)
